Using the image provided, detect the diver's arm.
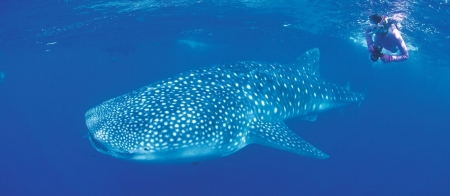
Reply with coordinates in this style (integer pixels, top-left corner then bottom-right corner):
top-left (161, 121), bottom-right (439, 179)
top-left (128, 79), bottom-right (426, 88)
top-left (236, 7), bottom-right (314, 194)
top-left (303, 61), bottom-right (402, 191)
top-left (365, 27), bottom-right (375, 53)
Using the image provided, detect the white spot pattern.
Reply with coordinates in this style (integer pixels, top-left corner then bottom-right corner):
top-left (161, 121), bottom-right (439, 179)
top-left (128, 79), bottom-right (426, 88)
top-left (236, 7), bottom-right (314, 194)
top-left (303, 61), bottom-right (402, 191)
top-left (85, 50), bottom-right (364, 162)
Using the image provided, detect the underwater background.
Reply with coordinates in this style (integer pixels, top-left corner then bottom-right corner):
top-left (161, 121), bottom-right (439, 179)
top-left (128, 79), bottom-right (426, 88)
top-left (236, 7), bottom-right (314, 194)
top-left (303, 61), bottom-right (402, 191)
top-left (1, 0), bottom-right (450, 195)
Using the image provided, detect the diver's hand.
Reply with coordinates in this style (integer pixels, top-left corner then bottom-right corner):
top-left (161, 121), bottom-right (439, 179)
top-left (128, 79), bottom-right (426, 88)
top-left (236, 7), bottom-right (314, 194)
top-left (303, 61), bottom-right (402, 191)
top-left (380, 54), bottom-right (392, 63)
top-left (370, 52), bottom-right (379, 62)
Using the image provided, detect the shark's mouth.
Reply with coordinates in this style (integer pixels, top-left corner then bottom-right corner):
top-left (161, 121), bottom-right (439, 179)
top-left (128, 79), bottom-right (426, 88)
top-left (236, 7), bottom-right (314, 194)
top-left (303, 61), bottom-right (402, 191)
top-left (88, 135), bottom-right (134, 159)
top-left (88, 131), bottom-right (111, 155)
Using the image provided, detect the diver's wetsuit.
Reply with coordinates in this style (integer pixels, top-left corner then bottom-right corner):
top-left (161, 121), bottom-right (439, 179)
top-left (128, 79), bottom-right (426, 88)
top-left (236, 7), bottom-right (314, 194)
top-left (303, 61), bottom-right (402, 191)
top-left (365, 23), bottom-right (409, 62)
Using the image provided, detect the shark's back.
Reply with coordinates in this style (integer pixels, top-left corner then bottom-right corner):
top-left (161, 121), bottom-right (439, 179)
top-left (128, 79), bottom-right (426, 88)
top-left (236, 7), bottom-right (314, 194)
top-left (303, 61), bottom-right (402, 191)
top-left (85, 48), bottom-right (364, 162)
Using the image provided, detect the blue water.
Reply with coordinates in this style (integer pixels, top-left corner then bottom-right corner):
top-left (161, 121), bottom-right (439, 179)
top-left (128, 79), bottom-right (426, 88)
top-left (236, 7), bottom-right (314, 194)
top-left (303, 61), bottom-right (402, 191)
top-left (1, 0), bottom-right (450, 195)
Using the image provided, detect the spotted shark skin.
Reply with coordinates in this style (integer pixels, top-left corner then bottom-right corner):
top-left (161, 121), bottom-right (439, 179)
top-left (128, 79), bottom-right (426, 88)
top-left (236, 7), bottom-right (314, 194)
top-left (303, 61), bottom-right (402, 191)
top-left (85, 48), bottom-right (364, 163)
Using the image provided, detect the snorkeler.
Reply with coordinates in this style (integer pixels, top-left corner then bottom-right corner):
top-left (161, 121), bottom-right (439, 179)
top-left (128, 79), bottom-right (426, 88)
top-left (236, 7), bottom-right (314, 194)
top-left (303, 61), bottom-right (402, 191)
top-left (365, 14), bottom-right (409, 63)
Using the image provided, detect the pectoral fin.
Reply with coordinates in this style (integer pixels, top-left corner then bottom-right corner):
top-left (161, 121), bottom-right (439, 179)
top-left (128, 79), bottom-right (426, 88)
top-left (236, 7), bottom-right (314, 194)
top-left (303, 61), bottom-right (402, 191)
top-left (247, 121), bottom-right (328, 159)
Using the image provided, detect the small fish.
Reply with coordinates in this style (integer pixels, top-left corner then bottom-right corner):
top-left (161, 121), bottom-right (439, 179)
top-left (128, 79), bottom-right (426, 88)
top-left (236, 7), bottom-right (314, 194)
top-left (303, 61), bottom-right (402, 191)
top-left (85, 48), bottom-right (364, 163)
top-left (0, 71), bottom-right (4, 83)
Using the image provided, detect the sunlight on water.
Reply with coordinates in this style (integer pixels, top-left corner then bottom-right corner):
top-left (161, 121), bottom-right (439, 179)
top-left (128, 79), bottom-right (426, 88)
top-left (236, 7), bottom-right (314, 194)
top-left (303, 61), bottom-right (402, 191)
top-left (36, 16), bottom-right (109, 37)
top-left (70, 0), bottom-right (430, 52)
top-left (76, 0), bottom-right (195, 13)
top-left (4, 0), bottom-right (450, 66)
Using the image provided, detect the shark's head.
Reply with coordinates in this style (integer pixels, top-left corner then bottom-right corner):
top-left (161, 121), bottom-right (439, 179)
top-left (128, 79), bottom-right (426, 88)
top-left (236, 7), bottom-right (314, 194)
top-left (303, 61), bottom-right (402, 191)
top-left (85, 77), bottom-right (249, 162)
top-left (85, 94), bottom-right (200, 162)
top-left (85, 98), bottom-right (149, 160)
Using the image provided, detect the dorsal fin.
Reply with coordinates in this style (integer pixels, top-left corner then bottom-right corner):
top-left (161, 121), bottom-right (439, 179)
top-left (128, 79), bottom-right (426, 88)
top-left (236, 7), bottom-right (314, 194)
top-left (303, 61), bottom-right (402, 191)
top-left (296, 48), bottom-right (320, 77)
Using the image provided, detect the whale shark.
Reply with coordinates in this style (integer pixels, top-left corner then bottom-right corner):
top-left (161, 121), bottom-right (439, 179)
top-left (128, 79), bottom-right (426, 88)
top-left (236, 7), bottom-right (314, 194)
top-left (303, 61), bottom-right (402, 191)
top-left (85, 48), bottom-right (364, 163)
